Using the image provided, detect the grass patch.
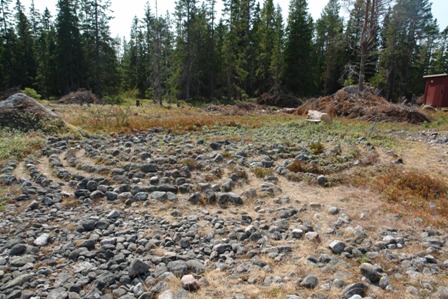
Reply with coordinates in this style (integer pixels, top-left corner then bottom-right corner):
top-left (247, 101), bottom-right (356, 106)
top-left (0, 129), bottom-right (45, 160)
top-left (252, 167), bottom-right (274, 178)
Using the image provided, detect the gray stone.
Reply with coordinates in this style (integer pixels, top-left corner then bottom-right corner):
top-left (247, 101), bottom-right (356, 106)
top-left (141, 164), bottom-right (159, 173)
top-left (34, 233), bottom-right (50, 246)
top-left (134, 192), bottom-right (149, 201)
top-left (342, 283), bottom-right (368, 299)
top-left (9, 244), bottom-right (26, 256)
top-left (360, 263), bottom-right (384, 283)
top-left (151, 191), bottom-right (167, 200)
top-left (305, 232), bottom-right (319, 241)
top-left (9, 255), bottom-right (35, 267)
top-left (181, 274), bottom-right (200, 291)
top-left (105, 191), bottom-right (118, 201)
top-left (300, 275), bottom-right (318, 289)
top-left (329, 240), bottom-right (346, 254)
top-left (158, 290), bottom-right (175, 299)
top-left (317, 175), bottom-right (328, 187)
top-left (48, 288), bottom-right (68, 299)
top-left (90, 190), bottom-right (104, 199)
top-left (328, 207), bottom-right (340, 215)
top-left (129, 259), bottom-right (150, 278)
top-left (186, 260), bottom-right (205, 274)
top-left (107, 210), bottom-right (120, 218)
top-left (167, 260), bottom-right (188, 277)
top-left (1, 273), bottom-right (34, 290)
top-left (437, 286), bottom-right (448, 299)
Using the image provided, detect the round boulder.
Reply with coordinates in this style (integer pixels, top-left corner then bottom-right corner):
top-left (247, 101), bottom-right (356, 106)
top-left (0, 93), bottom-right (68, 133)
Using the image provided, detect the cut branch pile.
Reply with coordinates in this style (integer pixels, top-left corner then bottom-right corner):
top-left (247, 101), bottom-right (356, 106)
top-left (296, 89), bottom-right (432, 124)
top-left (58, 89), bottom-right (99, 105)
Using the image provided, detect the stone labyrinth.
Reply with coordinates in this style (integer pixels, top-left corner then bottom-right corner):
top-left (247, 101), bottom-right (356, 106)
top-left (1, 125), bottom-right (448, 299)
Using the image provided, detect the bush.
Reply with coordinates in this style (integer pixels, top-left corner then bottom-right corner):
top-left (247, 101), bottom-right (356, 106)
top-left (121, 88), bottom-right (140, 99)
top-left (22, 87), bottom-right (42, 100)
top-left (103, 96), bottom-right (124, 105)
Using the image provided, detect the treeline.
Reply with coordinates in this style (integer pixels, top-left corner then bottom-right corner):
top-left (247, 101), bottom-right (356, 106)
top-left (0, 0), bottom-right (447, 102)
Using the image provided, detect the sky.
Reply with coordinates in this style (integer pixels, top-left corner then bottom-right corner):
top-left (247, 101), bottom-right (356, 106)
top-left (21, 0), bottom-right (448, 40)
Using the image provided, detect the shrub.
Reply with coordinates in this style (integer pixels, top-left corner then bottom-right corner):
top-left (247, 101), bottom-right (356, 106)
top-left (287, 160), bottom-right (323, 174)
top-left (309, 142), bottom-right (325, 155)
top-left (121, 88), bottom-right (140, 99)
top-left (22, 87), bottom-right (42, 100)
top-left (103, 96), bottom-right (124, 105)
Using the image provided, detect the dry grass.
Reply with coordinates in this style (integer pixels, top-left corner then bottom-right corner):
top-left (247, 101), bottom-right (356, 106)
top-left (251, 167), bottom-right (274, 178)
top-left (51, 103), bottom-right (296, 134)
top-left (347, 165), bottom-right (448, 227)
top-left (287, 160), bottom-right (325, 175)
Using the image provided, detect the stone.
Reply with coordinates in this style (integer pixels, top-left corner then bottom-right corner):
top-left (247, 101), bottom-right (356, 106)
top-left (9, 244), bottom-right (27, 256)
top-left (141, 164), bottom-right (159, 173)
top-left (329, 240), bottom-right (346, 254)
top-left (181, 274), bottom-right (200, 291)
top-left (134, 192), bottom-right (149, 201)
top-left (158, 290), bottom-right (175, 299)
top-left (167, 260), bottom-right (188, 277)
top-left (129, 259), bottom-right (150, 278)
top-left (360, 263), bottom-right (384, 283)
top-left (107, 210), bottom-right (120, 219)
top-left (34, 233), bottom-right (50, 246)
top-left (328, 207), bottom-right (340, 215)
top-left (1, 273), bottom-right (34, 291)
top-left (48, 288), bottom-right (68, 299)
top-left (317, 175), bottom-right (329, 187)
top-left (9, 255), bottom-right (35, 267)
top-left (0, 93), bottom-right (68, 133)
top-left (300, 275), bottom-right (318, 289)
top-left (342, 283), bottom-right (368, 299)
top-left (305, 232), bottom-right (319, 241)
top-left (437, 286), bottom-right (448, 299)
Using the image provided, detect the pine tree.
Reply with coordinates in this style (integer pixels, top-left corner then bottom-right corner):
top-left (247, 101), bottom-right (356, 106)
top-left (55, 0), bottom-right (85, 94)
top-left (14, 0), bottom-right (36, 88)
top-left (173, 0), bottom-right (197, 101)
top-left (270, 5), bottom-right (284, 94)
top-left (315, 0), bottom-right (344, 94)
top-left (283, 0), bottom-right (315, 96)
top-left (0, 0), bottom-right (14, 90)
top-left (377, 0), bottom-right (437, 99)
top-left (430, 27), bottom-right (448, 74)
top-left (254, 0), bottom-right (276, 95)
top-left (35, 8), bottom-right (57, 98)
top-left (79, 0), bottom-right (118, 96)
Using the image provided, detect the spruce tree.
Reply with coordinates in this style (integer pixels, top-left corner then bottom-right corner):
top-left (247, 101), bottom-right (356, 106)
top-left (315, 0), bottom-right (344, 94)
top-left (55, 0), bottom-right (85, 94)
top-left (283, 0), bottom-right (314, 96)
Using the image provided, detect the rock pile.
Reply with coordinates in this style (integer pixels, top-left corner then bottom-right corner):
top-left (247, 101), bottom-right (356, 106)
top-left (0, 127), bottom-right (447, 298)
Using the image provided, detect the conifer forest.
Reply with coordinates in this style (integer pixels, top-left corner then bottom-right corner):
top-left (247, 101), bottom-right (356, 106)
top-left (0, 0), bottom-right (447, 102)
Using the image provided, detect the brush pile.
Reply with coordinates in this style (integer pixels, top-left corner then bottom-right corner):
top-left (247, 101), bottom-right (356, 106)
top-left (58, 89), bottom-right (99, 105)
top-left (257, 92), bottom-right (302, 108)
top-left (296, 88), bottom-right (432, 124)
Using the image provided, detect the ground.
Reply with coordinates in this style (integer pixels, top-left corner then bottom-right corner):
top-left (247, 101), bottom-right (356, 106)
top-left (0, 102), bottom-right (447, 299)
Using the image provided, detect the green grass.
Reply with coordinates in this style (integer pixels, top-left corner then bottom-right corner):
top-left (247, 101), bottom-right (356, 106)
top-left (0, 129), bottom-right (45, 160)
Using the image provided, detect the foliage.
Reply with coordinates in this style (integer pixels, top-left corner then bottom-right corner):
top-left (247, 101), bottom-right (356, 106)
top-left (22, 87), bottom-right (42, 99)
top-left (0, 0), bottom-right (445, 102)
